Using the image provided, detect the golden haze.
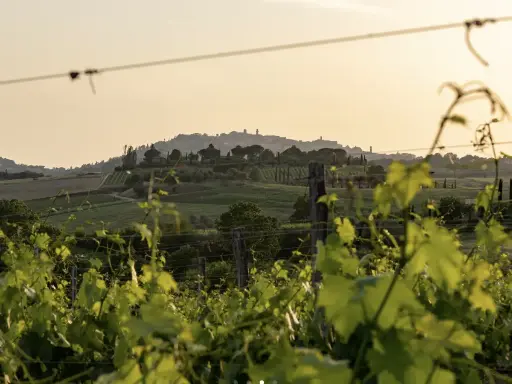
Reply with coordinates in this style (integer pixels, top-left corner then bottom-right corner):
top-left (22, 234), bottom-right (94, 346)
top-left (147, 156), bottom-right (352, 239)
top-left (1, 0), bottom-right (512, 167)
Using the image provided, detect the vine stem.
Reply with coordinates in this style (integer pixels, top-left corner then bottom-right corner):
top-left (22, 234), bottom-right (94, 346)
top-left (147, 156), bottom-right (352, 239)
top-left (451, 357), bottom-right (512, 383)
top-left (426, 96), bottom-right (459, 160)
top-left (424, 362), bottom-right (438, 384)
top-left (350, 207), bottom-right (409, 382)
top-left (485, 122), bottom-right (499, 221)
top-left (465, 119), bottom-right (501, 262)
top-left (52, 368), bottom-right (94, 384)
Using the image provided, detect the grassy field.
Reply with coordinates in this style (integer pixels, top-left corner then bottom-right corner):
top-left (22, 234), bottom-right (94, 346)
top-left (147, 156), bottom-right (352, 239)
top-left (3, 166), bottom-right (507, 233)
top-left (22, 176), bottom-right (505, 232)
top-left (38, 182), bottom-right (304, 230)
top-left (0, 175), bottom-right (103, 200)
top-left (25, 193), bottom-right (122, 213)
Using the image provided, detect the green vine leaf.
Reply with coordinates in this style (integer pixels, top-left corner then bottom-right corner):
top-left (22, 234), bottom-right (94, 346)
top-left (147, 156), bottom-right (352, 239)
top-left (156, 271), bottom-right (177, 293)
top-left (55, 245), bottom-right (71, 261)
top-left (33, 233), bottom-right (51, 250)
top-left (317, 275), bottom-right (362, 341)
top-left (464, 260), bottom-right (496, 313)
top-left (334, 217), bottom-right (356, 245)
top-left (382, 161), bottom-right (433, 209)
top-left (358, 276), bottom-right (424, 330)
top-left (134, 223), bottom-right (153, 249)
top-left (248, 339), bottom-right (353, 383)
top-left (475, 185), bottom-right (494, 212)
top-left (405, 219), bottom-right (464, 292)
top-left (317, 193), bottom-right (338, 209)
top-left (95, 360), bottom-right (143, 384)
top-left (415, 314), bottom-right (481, 353)
top-left (367, 329), bottom-right (418, 383)
top-left (475, 218), bottom-right (510, 260)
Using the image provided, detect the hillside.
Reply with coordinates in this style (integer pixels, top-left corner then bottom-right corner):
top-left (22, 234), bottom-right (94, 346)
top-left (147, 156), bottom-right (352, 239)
top-left (2, 130), bottom-right (497, 175)
top-left (69, 131), bottom-right (375, 173)
top-left (0, 157), bottom-right (69, 175)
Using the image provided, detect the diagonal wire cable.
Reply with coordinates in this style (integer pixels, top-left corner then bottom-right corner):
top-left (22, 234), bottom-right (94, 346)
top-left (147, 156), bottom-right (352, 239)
top-left (374, 140), bottom-right (512, 154)
top-left (0, 17), bottom-right (510, 87)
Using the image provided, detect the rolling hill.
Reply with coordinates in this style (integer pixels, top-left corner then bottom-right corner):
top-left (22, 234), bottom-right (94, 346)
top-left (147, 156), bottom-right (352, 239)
top-left (2, 130), bottom-right (496, 176)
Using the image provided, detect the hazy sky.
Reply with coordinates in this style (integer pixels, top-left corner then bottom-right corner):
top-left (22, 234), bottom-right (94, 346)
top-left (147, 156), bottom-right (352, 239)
top-left (1, 0), bottom-right (512, 168)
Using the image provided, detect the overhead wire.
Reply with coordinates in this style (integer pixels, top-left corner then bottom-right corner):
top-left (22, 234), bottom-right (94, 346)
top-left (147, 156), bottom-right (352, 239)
top-left (374, 140), bottom-right (512, 155)
top-left (0, 17), bottom-right (509, 87)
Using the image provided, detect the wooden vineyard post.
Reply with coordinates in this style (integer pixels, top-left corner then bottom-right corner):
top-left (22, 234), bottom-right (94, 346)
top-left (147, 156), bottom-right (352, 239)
top-left (498, 178), bottom-right (503, 202)
top-left (509, 179), bottom-right (512, 203)
top-left (232, 228), bottom-right (249, 289)
top-left (247, 259), bottom-right (253, 276)
top-left (197, 257), bottom-right (206, 301)
top-left (309, 162), bottom-right (328, 285)
top-left (71, 265), bottom-right (77, 307)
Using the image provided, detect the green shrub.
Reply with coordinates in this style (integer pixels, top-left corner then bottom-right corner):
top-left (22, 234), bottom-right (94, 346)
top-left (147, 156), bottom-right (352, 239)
top-left (0, 199), bottom-right (39, 237)
top-left (289, 194), bottom-right (309, 222)
top-left (249, 167), bottom-right (264, 182)
top-left (438, 196), bottom-right (467, 221)
top-left (216, 201), bottom-right (280, 259)
top-left (133, 181), bottom-right (148, 198)
top-left (227, 168), bottom-right (248, 181)
top-left (193, 171), bottom-right (204, 183)
top-left (125, 173), bottom-right (141, 186)
top-left (199, 215), bottom-right (214, 228)
top-left (205, 260), bottom-right (235, 288)
top-left (166, 244), bottom-right (200, 276)
top-left (177, 170), bottom-right (193, 183)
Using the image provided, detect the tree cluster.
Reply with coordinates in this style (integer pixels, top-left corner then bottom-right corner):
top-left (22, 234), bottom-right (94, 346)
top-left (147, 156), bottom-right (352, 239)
top-left (117, 141), bottom-right (379, 172)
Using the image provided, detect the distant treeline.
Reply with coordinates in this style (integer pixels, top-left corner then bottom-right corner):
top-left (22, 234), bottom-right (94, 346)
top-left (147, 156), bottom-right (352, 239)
top-left (0, 170), bottom-right (44, 180)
